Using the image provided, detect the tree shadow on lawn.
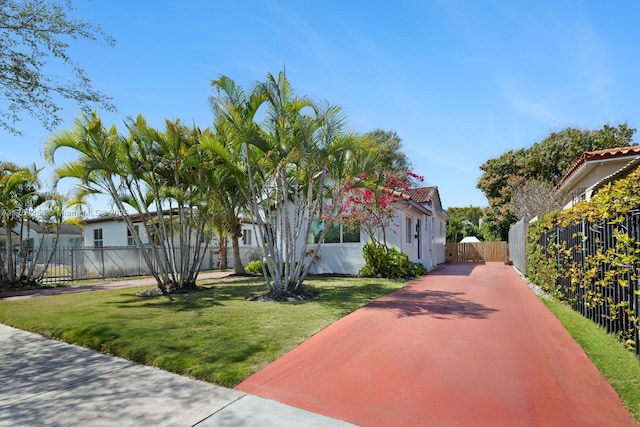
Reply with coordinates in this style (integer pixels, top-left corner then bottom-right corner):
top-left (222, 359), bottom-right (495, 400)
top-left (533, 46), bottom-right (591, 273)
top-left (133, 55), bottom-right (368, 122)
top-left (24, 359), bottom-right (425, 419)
top-left (364, 288), bottom-right (499, 320)
top-left (307, 281), bottom-right (405, 313)
top-left (113, 278), bottom-right (400, 317)
top-left (112, 281), bottom-right (268, 310)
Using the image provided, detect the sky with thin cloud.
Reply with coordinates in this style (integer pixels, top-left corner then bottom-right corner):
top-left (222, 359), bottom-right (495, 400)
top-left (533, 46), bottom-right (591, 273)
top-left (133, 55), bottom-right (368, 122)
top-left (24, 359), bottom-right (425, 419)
top-left (4, 0), bottom-right (639, 213)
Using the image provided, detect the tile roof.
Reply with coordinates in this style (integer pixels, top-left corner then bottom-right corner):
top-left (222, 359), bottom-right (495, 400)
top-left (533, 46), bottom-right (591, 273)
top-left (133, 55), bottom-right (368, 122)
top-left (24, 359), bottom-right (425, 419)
top-left (404, 186), bottom-right (438, 204)
top-left (557, 145), bottom-right (640, 188)
top-left (26, 221), bottom-right (82, 235)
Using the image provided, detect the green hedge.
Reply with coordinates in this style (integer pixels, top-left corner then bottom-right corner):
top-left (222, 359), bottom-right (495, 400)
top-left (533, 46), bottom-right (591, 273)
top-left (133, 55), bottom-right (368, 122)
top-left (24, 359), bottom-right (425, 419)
top-left (359, 241), bottom-right (427, 279)
top-left (527, 166), bottom-right (640, 350)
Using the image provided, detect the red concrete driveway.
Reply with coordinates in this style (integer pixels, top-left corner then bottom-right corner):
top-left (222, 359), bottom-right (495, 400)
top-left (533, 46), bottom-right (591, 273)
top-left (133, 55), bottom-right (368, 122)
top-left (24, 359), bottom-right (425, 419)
top-left (237, 263), bottom-right (637, 427)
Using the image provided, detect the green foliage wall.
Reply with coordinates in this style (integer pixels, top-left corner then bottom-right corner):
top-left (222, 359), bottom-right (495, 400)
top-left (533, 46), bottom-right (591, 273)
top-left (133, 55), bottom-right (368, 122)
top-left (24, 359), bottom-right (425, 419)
top-left (527, 166), bottom-right (640, 350)
top-left (478, 124), bottom-right (637, 240)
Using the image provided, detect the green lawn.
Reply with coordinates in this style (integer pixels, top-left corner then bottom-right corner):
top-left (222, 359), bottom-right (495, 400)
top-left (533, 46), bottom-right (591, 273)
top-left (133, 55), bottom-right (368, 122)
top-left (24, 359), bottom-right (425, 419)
top-left (542, 298), bottom-right (640, 423)
top-left (0, 276), bottom-right (406, 388)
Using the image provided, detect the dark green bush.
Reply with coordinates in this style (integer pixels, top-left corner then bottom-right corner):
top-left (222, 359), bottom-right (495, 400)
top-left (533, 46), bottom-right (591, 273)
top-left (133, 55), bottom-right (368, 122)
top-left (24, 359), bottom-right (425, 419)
top-left (360, 241), bottom-right (427, 279)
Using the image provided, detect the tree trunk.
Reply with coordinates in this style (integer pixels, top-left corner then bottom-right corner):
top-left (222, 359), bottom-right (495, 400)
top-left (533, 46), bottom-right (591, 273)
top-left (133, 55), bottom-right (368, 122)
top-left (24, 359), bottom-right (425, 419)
top-left (219, 238), bottom-right (228, 270)
top-left (231, 234), bottom-right (245, 275)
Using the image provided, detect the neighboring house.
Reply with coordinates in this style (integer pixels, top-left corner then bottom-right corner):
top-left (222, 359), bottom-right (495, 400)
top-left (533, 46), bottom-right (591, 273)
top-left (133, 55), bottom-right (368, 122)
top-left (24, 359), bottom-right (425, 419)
top-left (14, 221), bottom-right (83, 250)
top-left (81, 214), bottom-right (260, 268)
top-left (555, 146), bottom-right (640, 209)
top-left (309, 186), bottom-right (449, 275)
top-left (0, 228), bottom-right (20, 249)
top-left (82, 215), bottom-right (151, 247)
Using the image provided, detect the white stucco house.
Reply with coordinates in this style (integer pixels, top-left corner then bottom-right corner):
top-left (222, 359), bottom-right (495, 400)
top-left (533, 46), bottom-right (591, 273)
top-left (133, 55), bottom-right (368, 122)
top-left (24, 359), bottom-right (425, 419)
top-left (81, 215), bottom-right (151, 248)
top-left (75, 185), bottom-right (449, 276)
top-left (555, 146), bottom-right (640, 209)
top-left (80, 213), bottom-right (260, 269)
top-left (14, 221), bottom-right (83, 250)
top-left (308, 186), bottom-right (449, 275)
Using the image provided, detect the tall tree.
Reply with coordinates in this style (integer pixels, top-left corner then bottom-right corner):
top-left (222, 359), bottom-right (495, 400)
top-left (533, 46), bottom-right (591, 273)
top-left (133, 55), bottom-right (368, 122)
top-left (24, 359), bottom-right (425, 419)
top-left (44, 112), bottom-right (215, 293)
top-left (0, 161), bottom-right (73, 286)
top-left (209, 77), bottom-right (265, 275)
top-left (0, 161), bottom-right (38, 283)
top-left (446, 206), bottom-right (484, 228)
top-left (510, 179), bottom-right (563, 220)
top-left (362, 129), bottom-right (411, 178)
top-left (0, 0), bottom-right (115, 134)
top-left (210, 72), bottom-right (374, 298)
top-left (477, 124), bottom-right (637, 239)
top-left (446, 206), bottom-right (485, 242)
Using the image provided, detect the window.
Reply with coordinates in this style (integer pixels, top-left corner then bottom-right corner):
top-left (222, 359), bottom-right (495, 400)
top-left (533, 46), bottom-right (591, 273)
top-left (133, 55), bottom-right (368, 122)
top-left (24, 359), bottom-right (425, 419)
top-left (23, 238), bottom-right (34, 250)
top-left (94, 228), bottom-right (103, 247)
top-left (308, 220), bottom-right (360, 244)
top-left (127, 225), bottom-right (139, 246)
top-left (406, 216), bottom-right (413, 244)
top-left (571, 187), bottom-right (587, 206)
top-left (309, 220), bottom-right (323, 244)
top-left (342, 225), bottom-right (361, 243)
top-left (242, 229), bottom-right (252, 245)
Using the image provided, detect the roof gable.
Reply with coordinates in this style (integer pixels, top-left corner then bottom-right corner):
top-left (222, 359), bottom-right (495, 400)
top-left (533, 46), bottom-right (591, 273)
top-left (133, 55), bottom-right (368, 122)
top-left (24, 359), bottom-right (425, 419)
top-left (404, 187), bottom-right (438, 204)
top-left (557, 146), bottom-right (640, 190)
top-left (401, 186), bottom-right (449, 219)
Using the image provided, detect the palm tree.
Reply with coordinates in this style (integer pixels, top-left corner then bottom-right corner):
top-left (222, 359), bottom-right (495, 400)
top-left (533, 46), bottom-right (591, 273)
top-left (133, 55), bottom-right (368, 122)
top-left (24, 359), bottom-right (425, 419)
top-left (207, 118), bottom-right (251, 275)
top-left (44, 111), bottom-right (215, 292)
top-left (30, 192), bottom-right (84, 283)
top-left (0, 161), bottom-right (40, 285)
top-left (210, 71), bottom-right (375, 297)
top-left (209, 76), bottom-right (266, 275)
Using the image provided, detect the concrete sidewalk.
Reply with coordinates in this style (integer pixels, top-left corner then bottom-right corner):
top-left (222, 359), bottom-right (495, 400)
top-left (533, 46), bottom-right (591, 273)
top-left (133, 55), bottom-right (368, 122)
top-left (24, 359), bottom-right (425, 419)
top-left (0, 324), bottom-right (353, 427)
top-left (238, 263), bottom-right (638, 426)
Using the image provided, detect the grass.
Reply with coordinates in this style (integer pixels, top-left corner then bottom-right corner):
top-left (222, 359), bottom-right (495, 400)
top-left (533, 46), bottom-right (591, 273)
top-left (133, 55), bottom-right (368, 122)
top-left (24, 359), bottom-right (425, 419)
top-left (0, 274), bottom-right (144, 292)
top-left (542, 297), bottom-right (640, 422)
top-left (0, 275), bottom-right (406, 388)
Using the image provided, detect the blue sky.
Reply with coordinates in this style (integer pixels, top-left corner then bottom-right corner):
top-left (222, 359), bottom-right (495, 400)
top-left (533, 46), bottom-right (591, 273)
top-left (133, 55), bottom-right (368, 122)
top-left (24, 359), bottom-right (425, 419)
top-left (4, 0), bottom-right (640, 214)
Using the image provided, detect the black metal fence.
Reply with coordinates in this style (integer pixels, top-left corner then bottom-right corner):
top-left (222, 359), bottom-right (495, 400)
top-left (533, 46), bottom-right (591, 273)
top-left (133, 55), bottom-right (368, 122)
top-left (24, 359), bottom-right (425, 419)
top-left (538, 209), bottom-right (640, 356)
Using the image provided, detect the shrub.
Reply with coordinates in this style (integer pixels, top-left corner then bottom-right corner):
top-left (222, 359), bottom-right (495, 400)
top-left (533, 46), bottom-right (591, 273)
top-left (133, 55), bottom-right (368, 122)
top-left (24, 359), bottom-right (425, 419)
top-left (360, 241), bottom-right (427, 279)
top-left (243, 260), bottom-right (306, 277)
top-left (244, 260), bottom-right (263, 275)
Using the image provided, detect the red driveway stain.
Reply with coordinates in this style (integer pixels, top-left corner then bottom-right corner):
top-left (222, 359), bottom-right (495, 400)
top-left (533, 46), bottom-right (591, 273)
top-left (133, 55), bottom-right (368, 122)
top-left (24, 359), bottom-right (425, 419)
top-left (236, 263), bottom-right (637, 427)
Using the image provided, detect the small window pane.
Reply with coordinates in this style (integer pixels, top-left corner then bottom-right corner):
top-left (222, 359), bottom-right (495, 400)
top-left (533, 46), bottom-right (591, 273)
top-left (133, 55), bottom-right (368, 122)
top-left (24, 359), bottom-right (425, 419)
top-left (324, 223), bottom-right (341, 243)
top-left (309, 220), bottom-right (323, 244)
top-left (242, 229), bottom-right (252, 245)
top-left (342, 225), bottom-right (360, 243)
top-left (94, 228), bottom-right (103, 247)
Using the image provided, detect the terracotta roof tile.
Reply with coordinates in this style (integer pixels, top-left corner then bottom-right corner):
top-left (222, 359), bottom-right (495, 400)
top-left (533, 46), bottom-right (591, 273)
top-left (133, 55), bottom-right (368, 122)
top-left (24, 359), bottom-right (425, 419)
top-left (404, 186), bottom-right (438, 203)
top-left (557, 145), bottom-right (640, 188)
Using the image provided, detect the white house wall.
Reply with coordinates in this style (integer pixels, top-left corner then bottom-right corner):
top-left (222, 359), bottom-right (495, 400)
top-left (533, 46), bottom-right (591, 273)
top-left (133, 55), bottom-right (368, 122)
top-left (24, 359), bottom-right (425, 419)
top-left (309, 243), bottom-right (365, 275)
top-left (302, 200), bottom-right (447, 275)
top-left (82, 221), bottom-right (150, 247)
top-left (13, 226), bottom-right (82, 250)
top-left (384, 205), bottom-right (436, 271)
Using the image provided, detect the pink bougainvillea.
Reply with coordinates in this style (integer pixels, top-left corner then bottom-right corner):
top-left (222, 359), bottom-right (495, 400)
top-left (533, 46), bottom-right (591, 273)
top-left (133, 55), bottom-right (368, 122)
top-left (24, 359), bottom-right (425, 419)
top-left (337, 171), bottom-right (423, 246)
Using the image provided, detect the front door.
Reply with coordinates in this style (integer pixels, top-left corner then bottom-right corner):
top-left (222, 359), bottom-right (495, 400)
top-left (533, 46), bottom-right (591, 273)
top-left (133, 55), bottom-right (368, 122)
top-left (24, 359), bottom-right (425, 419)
top-left (416, 218), bottom-right (422, 259)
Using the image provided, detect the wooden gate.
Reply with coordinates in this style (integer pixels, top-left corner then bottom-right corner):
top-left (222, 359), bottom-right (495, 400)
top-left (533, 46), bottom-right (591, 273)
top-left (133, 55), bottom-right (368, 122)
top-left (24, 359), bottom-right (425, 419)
top-left (446, 242), bottom-right (509, 263)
